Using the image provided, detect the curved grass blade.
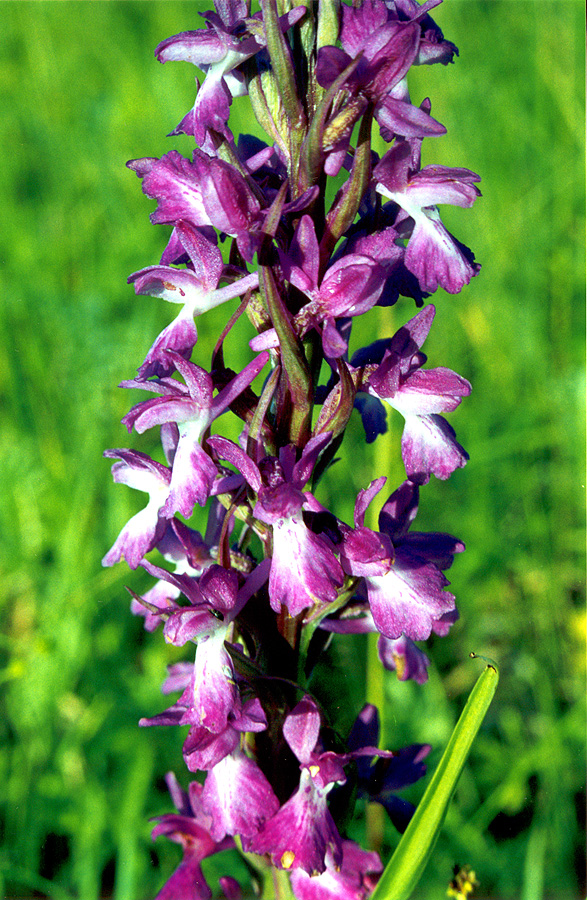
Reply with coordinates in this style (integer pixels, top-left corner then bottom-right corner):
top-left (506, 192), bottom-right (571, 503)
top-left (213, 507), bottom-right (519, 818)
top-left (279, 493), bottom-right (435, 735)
top-left (370, 657), bottom-right (499, 900)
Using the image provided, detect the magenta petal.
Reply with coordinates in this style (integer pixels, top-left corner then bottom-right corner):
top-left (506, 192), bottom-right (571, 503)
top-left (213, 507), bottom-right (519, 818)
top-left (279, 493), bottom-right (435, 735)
top-left (266, 513), bottom-right (344, 616)
top-left (401, 413), bottom-right (469, 481)
top-left (193, 631), bottom-right (238, 733)
top-left (102, 504), bottom-right (167, 569)
top-left (354, 477), bottom-right (387, 527)
top-left (155, 29), bottom-right (231, 67)
top-left (192, 150), bottom-right (261, 238)
top-left (142, 151), bottom-right (211, 228)
top-left (376, 95), bottom-right (446, 141)
top-left (201, 752), bottom-right (279, 841)
top-left (138, 312), bottom-right (199, 379)
top-left (163, 608), bottom-right (218, 647)
top-left (183, 722), bottom-right (240, 772)
top-left (207, 435), bottom-right (263, 492)
top-left (391, 367), bottom-right (472, 416)
top-left (131, 579), bottom-right (181, 632)
top-left (191, 74), bottom-right (233, 145)
top-left (317, 255), bottom-right (385, 319)
top-left (162, 437), bottom-right (218, 518)
top-left (341, 526), bottom-right (394, 578)
top-left (405, 211), bottom-right (480, 294)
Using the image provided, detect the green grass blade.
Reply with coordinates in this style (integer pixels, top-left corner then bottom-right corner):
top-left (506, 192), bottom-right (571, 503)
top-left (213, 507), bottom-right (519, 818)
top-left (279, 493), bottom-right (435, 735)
top-left (370, 659), bottom-right (499, 900)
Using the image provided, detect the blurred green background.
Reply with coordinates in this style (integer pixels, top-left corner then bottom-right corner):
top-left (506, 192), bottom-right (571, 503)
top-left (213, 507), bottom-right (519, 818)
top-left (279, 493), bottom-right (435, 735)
top-left (0, 2), bottom-right (584, 899)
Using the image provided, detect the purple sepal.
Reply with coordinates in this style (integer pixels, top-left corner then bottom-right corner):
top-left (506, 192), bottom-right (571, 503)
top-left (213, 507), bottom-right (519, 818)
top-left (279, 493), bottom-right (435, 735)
top-left (282, 695), bottom-right (321, 762)
top-left (191, 149), bottom-right (263, 261)
top-left (354, 394), bottom-right (388, 444)
top-left (207, 435), bottom-right (263, 492)
top-left (282, 217), bottom-right (386, 346)
top-left (138, 150), bottom-right (212, 228)
top-left (201, 750), bottom-right (280, 842)
top-left (289, 839), bottom-right (383, 900)
top-left (136, 311), bottom-right (198, 380)
top-left (130, 579), bottom-right (180, 631)
top-left (375, 94), bottom-right (446, 143)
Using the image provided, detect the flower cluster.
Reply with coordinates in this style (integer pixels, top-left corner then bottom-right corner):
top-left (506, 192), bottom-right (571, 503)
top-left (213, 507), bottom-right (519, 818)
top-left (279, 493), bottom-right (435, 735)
top-left (103, 2), bottom-right (480, 898)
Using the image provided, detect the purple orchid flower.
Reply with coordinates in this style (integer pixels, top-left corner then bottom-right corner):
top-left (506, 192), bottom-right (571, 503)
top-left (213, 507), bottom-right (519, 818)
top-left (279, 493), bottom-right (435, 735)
top-left (394, 0), bottom-right (459, 65)
top-left (102, 449), bottom-right (171, 569)
top-left (347, 703), bottom-right (431, 833)
top-left (377, 632), bottom-right (431, 683)
top-left (374, 138), bottom-right (481, 293)
top-left (121, 349), bottom-right (268, 518)
top-left (128, 148), bottom-right (265, 262)
top-left (155, 6), bottom-right (306, 148)
top-left (338, 223), bottom-right (426, 309)
top-left (208, 433), bottom-right (344, 617)
top-left (361, 304), bottom-right (471, 482)
top-left (289, 839), bottom-right (383, 900)
top-left (251, 216), bottom-right (386, 357)
top-left (339, 476), bottom-right (462, 641)
top-left (249, 696), bottom-right (347, 875)
top-left (150, 772), bottom-right (235, 900)
top-left (316, 0), bottom-right (447, 155)
top-left (139, 562), bottom-right (247, 734)
top-left (182, 694), bottom-right (268, 773)
top-left (283, 216), bottom-right (387, 357)
top-left (142, 657), bottom-right (270, 776)
top-left (139, 560), bottom-right (271, 742)
top-left (251, 696), bottom-right (390, 876)
top-left (128, 221), bottom-right (259, 379)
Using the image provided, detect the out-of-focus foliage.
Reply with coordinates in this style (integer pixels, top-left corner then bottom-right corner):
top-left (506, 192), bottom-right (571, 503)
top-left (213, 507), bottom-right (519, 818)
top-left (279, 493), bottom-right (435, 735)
top-left (0, 3), bottom-right (584, 899)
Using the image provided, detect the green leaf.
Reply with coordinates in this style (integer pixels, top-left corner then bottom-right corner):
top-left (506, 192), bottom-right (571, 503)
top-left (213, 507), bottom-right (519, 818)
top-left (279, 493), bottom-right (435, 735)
top-left (370, 658), bottom-right (499, 900)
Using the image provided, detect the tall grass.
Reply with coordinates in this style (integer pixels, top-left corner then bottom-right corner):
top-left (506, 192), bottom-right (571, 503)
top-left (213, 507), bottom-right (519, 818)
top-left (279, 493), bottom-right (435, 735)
top-left (0, 3), bottom-right (584, 899)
